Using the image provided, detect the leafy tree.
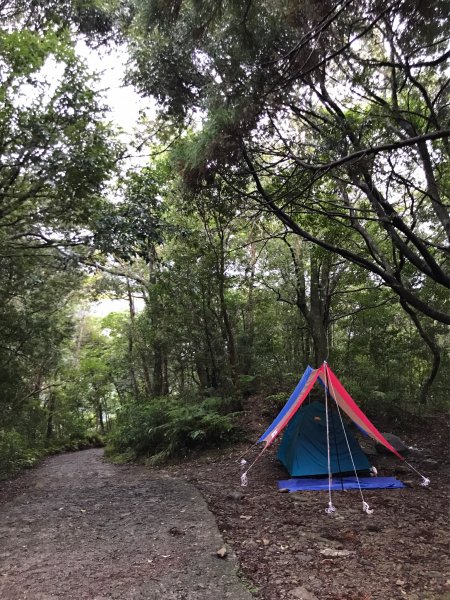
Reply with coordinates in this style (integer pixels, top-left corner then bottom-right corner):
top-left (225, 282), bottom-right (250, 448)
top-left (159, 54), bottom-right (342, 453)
top-left (0, 27), bottom-right (121, 260)
top-left (0, 2), bottom-right (121, 476)
top-left (123, 0), bottom-right (450, 325)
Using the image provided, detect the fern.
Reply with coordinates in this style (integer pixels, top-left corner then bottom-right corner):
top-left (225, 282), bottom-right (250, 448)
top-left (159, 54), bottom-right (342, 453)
top-left (106, 396), bottom-right (240, 463)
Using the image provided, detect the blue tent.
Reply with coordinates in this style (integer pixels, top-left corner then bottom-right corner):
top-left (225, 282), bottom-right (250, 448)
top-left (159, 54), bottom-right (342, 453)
top-left (277, 401), bottom-right (371, 477)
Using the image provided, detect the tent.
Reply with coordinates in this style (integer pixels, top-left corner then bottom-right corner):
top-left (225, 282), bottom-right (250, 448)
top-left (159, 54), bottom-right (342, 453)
top-left (240, 363), bottom-right (429, 513)
top-left (257, 363), bottom-right (404, 460)
top-left (277, 400), bottom-right (371, 476)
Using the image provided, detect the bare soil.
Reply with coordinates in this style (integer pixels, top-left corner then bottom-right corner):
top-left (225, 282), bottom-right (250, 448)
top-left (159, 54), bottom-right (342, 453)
top-left (0, 449), bottom-right (253, 600)
top-left (166, 408), bottom-right (450, 600)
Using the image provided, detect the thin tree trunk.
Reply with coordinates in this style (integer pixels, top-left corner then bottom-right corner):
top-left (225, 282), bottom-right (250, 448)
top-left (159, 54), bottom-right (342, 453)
top-left (242, 240), bottom-right (256, 374)
top-left (163, 354), bottom-right (169, 395)
top-left (46, 393), bottom-right (55, 440)
top-left (310, 255), bottom-right (329, 365)
top-left (152, 342), bottom-right (165, 396)
top-left (126, 280), bottom-right (140, 400)
top-left (286, 239), bottom-right (329, 366)
top-left (112, 380), bottom-right (125, 404)
top-left (97, 401), bottom-right (105, 434)
top-left (201, 282), bottom-right (219, 389)
top-left (416, 140), bottom-right (450, 243)
top-left (400, 299), bottom-right (441, 404)
top-left (218, 242), bottom-right (238, 386)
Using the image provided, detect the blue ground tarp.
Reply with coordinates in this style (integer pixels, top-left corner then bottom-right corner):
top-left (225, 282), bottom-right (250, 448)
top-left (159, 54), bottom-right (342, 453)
top-left (278, 476), bottom-right (406, 492)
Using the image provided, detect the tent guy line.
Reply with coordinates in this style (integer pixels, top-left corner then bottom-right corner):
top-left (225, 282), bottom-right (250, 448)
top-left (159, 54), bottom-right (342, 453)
top-left (325, 365), bottom-right (372, 514)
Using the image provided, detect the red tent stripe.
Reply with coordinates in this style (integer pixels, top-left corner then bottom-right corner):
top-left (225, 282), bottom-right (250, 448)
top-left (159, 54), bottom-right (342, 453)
top-left (263, 365), bottom-right (324, 448)
top-left (325, 366), bottom-right (404, 460)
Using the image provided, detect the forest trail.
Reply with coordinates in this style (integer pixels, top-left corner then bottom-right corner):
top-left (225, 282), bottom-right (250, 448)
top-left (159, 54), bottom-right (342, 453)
top-left (0, 449), bottom-right (253, 600)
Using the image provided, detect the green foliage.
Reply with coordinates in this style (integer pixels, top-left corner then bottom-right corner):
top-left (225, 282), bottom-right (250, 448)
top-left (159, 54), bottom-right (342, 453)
top-left (45, 432), bottom-right (105, 455)
top-left (0, 428), bottom-right (105, 480)
top-left (107, 397), bottom-right (240, 463)
top-left (1, 0), bottom-right (130, 44)
top-left (0, 429), bottom-right (41, 479)
top-left (125, 0), bottom-right (450, 326)
top-left (0, 5), bottom-right (121, 479)
top-left (261, 394), bottom-right (287, 419)
top-left (0, 0), bottom-right (448, 484)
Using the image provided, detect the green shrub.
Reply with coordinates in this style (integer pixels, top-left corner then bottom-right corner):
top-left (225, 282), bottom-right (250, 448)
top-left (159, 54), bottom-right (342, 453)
top-left (45, 432), bottom-right (105, 455)
top-left (263, 392), bottom-right (289, 417)
top-left (238, 374), bottom-right (261, 397)
top-left (106, 396), bottom-right (239, 463)
top-left (0, 429), bottom-right (42, 479)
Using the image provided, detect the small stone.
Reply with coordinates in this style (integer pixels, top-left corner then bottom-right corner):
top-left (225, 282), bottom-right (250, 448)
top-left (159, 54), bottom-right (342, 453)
top-left (396, 579), bottom-right (405, 586)
top-left (288, 585), bottom-right (319, 600)
top-left (239, 515), bottom-right (252, 520)
top-left (319, 548), bottom-right (352, 557)
top-left (226, 491), bottom-right (244, 502)
top-left (216, 546), bottom-right (227, 558)
top-left (421, 458), bottom-right (439, 467)
top-left (377, 433), bottom-right (409, 454)
top-left (194, 583), bottom-right (206, 590)
top-left (262, 538), bottom-right (270, 546)
top-left (296, 555), bottom-right (314, 564)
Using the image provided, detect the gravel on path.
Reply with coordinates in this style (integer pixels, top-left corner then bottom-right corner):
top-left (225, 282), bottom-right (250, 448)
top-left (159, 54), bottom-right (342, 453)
top-left (0, 449), bottom-right (254, 600)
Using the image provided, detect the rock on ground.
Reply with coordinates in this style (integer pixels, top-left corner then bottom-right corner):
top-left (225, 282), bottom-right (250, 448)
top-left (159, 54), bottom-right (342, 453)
top-left (376, 432), bottom-right (409, 454)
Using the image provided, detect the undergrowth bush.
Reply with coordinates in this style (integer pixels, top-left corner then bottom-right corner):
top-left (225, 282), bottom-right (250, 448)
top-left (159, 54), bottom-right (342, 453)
top-left (0, 429), bottom-right (42, 479)
top-left (263, 392), bottom-right (290, 417)
top-left (45, 432), bottom-right (105, 455)
top-left (106, 396), bottom-right (240, 464)
top-left (0, 429), bottom-right (105, 480)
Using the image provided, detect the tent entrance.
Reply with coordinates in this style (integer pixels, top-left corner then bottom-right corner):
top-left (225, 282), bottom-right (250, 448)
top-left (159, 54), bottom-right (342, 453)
top-left (277, 401), bottom-right (371, 477)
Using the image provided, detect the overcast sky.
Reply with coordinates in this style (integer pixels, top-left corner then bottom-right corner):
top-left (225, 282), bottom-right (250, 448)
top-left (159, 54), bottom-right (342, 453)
top-left (76, 41), bottom-right (148, 138)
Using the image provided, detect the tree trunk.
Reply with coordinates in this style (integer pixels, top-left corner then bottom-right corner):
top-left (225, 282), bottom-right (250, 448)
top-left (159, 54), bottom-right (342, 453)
top-left (195, 357), bottom-right (209, 389)
top-left (310, 255), bottom-right (329, 365)
top-left (286, 239), bottom-right (330, 366)
top-left (416, 140), bottom-right (450, 243)
top-left (400, 299), bottom-right (441, 404)
top-left (97, 401), bottom-right (105, 434)
top-left (163, 354), bottom-right (169, 395)
top-left (201, 279), bottom-right (219, 389)
top-left (112, 379), bottom-right (126, 404)
top-left (126, 280), bottom-right (141, 400)
top-left (152, 341), bottom-right (166, 396)
top-left (241, 240), bottom-right (257, 374)
top-left (217, 242), bottom-right (238, 386)
top-left (46, 393), bottom-right (55, 440)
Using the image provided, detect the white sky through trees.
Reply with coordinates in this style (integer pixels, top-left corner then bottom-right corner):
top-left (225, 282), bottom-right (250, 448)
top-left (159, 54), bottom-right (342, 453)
top-left (76, 42), bottom-right (147, 317)
top-left (76, 41), bottom-right (146, 142)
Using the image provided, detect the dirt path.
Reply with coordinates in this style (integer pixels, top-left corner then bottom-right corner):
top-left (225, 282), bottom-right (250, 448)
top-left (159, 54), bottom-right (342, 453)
top-left (0, 449), bottom-right (253, 600)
